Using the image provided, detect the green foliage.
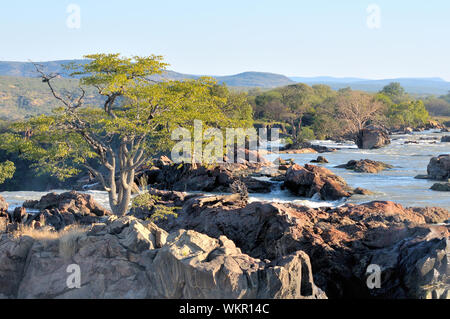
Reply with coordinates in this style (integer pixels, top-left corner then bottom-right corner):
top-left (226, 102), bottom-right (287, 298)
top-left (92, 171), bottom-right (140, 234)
top-left (0, 160), bottom-right (15, 184)
top-left (0, 54), bottom-right (251, 181)
top-left (423, 96), bottom-right (450, 116)
top-left (299, 126), bottom-right (316, 141)
top-left (386, 100), bottom-right (429, 127)
top-left (379, 82), bottom-right (406, 103)
top-left (0, 76), bottom-right (101, 121)
top-left (131, 192), bottom-right (179, 222)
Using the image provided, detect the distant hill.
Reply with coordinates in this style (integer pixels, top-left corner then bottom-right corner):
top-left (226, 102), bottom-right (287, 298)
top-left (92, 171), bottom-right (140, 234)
top-left (0, 75), bottom-right (101, 121)
top-left (289, 76), bottom-right (450, 95)
top-left (0, 60), bottom-right (88, 78)
top-left (1, 60), bottom-right (449, 121)
top-left (0, 61), bottom-right (294, 88)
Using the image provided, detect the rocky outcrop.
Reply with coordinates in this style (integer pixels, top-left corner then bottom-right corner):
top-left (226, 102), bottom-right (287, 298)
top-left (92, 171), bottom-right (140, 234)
top-left (157, 196), bottom-right (450, 299)
top-left (279, 148), bottom-right (318, 154)
top-left (140, 162), bottom-right (274, 194)
top-left (0, 216), bottom-right (326, 299)
top-left (336, 159), bottom-right (394, 173)
top-left (356, 125), bottom-right (391, 149)
top-left (427, 155), bottom-right (450, 181)
top-left (283, 164), bottom-right (355, 200)
top-left (431, 183), bottom-right (450, 192)
top-left (281, 142), bottom-right (336, 154)
top-left (23, 191), bottom-right (110, 216)
top-left (16, 191), bottom-right (112, 231)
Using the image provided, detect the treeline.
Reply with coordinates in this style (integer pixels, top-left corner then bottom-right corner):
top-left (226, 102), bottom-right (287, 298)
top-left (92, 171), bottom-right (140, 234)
top-left (247, 82), bottom-right (438, 143)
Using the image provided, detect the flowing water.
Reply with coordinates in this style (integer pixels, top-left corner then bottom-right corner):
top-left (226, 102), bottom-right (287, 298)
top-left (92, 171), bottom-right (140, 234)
top-left (1, 130), bottom-right (449, 211)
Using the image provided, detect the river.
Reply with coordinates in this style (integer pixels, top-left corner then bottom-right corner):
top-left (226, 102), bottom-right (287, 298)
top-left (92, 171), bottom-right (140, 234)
top-left (1, 130), bottom-right (449, 211)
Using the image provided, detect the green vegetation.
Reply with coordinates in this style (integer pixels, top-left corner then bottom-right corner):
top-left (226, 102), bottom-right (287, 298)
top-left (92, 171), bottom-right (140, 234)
top-left (0, 160), bottom-right (15, 184)
top-left (0, 54), bottom-right (252, 216)
top-left (0, 76), bottom-right (102, 121)
top-left (250, 82), bottom-right (432, 142)
top-left (131, 192), bottom-right (179, 222)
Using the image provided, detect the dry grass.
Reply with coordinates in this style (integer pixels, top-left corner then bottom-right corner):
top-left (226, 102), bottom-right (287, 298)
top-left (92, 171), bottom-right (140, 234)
top-left (12, 224), bottom-right (88, 259)
top-left (12, 224), bottom-right (87, 241)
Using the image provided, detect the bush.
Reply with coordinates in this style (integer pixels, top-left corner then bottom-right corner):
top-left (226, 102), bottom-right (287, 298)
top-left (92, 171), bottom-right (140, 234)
top-left (131, 192), bottom-right (178, 222)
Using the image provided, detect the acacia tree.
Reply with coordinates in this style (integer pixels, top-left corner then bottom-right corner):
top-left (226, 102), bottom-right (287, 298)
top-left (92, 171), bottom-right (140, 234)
top-left (334, 90), bottom-right (384, 135)
top-left (2, 54), bottom-right (247, 216)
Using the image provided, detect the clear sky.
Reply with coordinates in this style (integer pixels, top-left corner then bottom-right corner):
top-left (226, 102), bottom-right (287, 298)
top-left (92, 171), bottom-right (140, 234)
top-left (1, 0), bottom-right (449, 80)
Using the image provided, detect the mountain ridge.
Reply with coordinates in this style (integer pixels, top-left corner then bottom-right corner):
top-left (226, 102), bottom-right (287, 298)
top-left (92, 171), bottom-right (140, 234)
top-left (0, 60), bottom-right (450, 94)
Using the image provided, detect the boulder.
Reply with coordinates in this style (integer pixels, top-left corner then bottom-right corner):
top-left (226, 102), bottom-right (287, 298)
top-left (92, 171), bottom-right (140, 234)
top-left (427, 155), bottom-right (450, 181)
top-left (431, 183), bottom-right (450, 192)
top-left (310, 156), bottom-right (329, 164)
top-left (284, 164), bottom-right (353, 200)
top-left (281, 142), bottom-right (337, 153)
top-left (157, 196), bottom-right (450, 298)
top-left (336, 159), bottom-right (394, 173)
top-left (0, 216), bottom-right (325, 299)
top-left (356, 125), bottom-right (391, 149)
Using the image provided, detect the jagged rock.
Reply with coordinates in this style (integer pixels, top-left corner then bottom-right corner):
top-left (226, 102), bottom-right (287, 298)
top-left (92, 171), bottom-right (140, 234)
top-left (23, 191), bottom-right (110, 216)
top-left (0, 196), bottom-right (8, 213)
top-left (12, 207), bottom-right (28, 223)
top-left (0, 235), bottom-right (35, 298)
top-left (368, 227), bottom-right (449, 299)
top-left (431, 183), bottom-right (450, 192)
top-left (146, 163), bottom-right (273, 194)
top-left (21, 191), bottom-right (111, 231)
top-left (157, 197), bottom-right (450, 299)
top-left (284, 164), bottom-right (353, 200)
top-left (427, 155), bottom-right (450, 181)
top-left (336, 159), bottom-right (394, 173)
top-left (356, 125), bottom-right (391, 149)
top-left (0, 216), bottom-right (325, 299)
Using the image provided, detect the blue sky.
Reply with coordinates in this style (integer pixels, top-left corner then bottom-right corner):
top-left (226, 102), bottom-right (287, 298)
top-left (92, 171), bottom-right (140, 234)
top-left (1, 0), bottom-right (450, 80)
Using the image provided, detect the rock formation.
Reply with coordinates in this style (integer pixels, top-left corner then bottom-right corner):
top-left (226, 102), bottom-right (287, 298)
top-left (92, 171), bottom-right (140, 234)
top-left (356, 125), bottom-right (391, 149)
top-left (427, 155), bottom-right (450, 181)
top-left (157, 196), bottom-right (449, 299)
top-left (0, 216), bottom-right (326, 299)
top-left (283, 164), bottom-right (356, 200)
top-left (336, 159), bottom-right (394, 173)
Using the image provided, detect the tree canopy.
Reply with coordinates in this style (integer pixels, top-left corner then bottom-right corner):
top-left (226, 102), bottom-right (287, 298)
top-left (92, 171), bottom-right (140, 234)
top-left (0, 161), bottom-right (15, 185)
top-left (1, 54), bottom-right (252, 215)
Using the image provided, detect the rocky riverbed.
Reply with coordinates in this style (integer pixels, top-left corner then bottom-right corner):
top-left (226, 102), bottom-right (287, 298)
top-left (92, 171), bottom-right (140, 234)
top-left (0, 187), bottom-right (449, 299)
top-left (0, 130), bottom-right (449, 299)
